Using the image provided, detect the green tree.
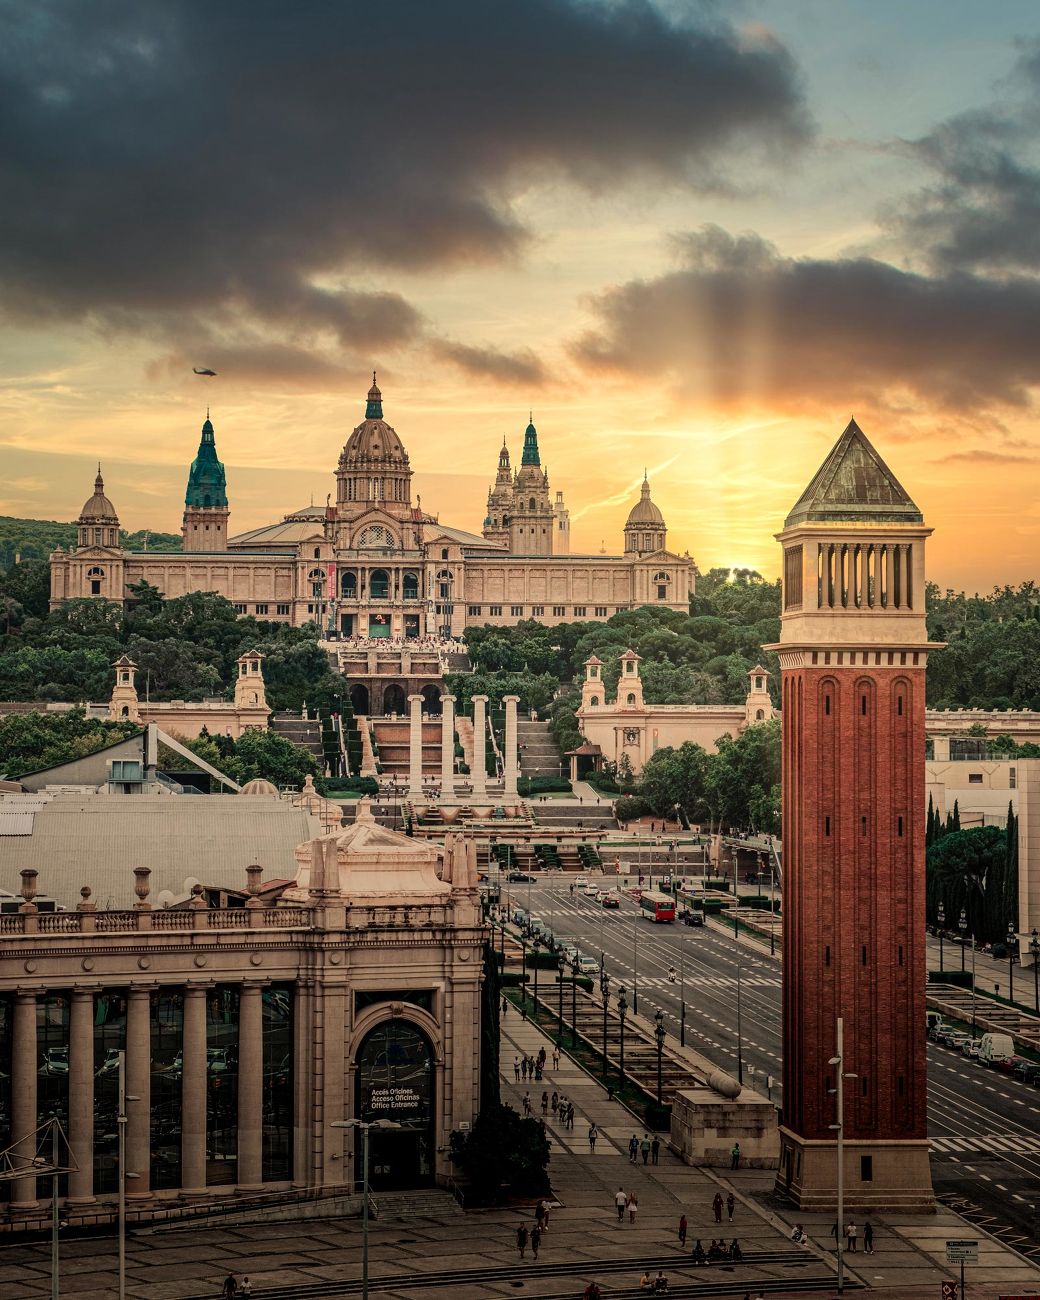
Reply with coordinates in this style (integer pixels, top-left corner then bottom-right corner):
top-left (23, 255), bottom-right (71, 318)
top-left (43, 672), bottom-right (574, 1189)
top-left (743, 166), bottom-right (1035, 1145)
top-left (0, 709), bottom-right (139, 778)
top-left (449, 1103), bottom-right (550, 1201)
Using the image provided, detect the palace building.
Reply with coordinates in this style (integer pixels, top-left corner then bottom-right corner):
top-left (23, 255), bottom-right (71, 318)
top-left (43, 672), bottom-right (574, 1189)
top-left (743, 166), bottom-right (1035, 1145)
top-left (49, 380), bottom-right (696, 637)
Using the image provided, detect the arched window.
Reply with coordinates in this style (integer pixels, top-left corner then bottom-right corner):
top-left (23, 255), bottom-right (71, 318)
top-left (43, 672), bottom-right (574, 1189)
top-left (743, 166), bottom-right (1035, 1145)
top-left (87, 565), bottom-right (105, 596)
top-left (589, 696), bottom-right (599, 707)
top-left (369, 569), bottom-right (389, 599)
top-left (441, 548), bottom-right (449, 560)
top-left (341, 570), bottom-right (358, 599)
top-left (313, 548), bottom-right (321, 559)
top-left (756, 709), bottom-right (764, 721)
top-left (403, 571), bottom-right (419, 600)
top-left (354, 1020), bottom-right (435, 1188)
top-left (626, 693), bottom-right (636, 705)
top-left (357, 524), bottom-right (395, 549)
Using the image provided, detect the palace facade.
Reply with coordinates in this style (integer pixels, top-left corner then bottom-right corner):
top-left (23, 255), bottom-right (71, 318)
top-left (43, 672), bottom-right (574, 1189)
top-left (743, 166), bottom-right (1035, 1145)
top-left (49, 381), bottom-right (696, 636)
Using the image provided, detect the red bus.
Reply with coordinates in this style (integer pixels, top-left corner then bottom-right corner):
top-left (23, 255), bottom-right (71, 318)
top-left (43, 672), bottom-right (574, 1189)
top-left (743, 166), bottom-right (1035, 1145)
top-left (639, 891), bottom-right (676, 923)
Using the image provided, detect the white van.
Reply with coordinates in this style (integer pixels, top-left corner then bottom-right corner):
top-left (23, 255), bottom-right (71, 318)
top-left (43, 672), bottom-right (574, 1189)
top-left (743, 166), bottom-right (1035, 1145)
top-left (978, 1032), bottom-right (1016, 1066)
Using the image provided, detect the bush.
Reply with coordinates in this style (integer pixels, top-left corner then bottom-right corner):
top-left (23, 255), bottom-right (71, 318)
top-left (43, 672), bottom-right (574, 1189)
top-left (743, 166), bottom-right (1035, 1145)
top-left (449, 1103), bottom-right (551, 1202)
top-left (587, 770), bottom-right (620, 794)
top-left (614, 795), bottom-right (651, 821)
top-left (324, 776), bottom-right (378, 796)
top-left (928, 970), bottom-right (974, 988)
top-left (644, 1102), bottom-right (671, 1131)
top-left (518, 775), bottom-right (572, 796)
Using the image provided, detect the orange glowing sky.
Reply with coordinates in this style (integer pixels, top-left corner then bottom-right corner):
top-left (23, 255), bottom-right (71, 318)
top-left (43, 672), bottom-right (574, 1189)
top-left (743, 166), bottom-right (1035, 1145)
top-left (1, 2), bottom-right (1039, 591)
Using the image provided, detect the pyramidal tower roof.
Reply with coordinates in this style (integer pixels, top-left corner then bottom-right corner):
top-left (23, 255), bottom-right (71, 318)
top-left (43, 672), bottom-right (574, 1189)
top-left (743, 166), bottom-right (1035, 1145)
top-left (785, 419), bottom-right (923, 528)
top-left (185, 413), bottom-right (228, 509)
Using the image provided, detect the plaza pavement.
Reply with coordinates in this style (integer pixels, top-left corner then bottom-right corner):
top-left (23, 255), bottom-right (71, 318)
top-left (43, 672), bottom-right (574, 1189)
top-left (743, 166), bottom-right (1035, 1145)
top-left (2, 1010), bottom-right (1038, 1300)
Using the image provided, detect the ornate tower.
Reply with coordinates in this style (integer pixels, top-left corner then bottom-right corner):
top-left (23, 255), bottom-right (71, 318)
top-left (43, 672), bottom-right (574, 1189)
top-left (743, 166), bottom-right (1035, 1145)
top-left (109, 654), bottom-right (140, 721)
top-left (509, 416), bottom-right (554, 555)
top-left (580, 655), bottom-right (605, 708)
top-left (744, 665), bottom-right (775, 725)
top-left (483, 437), bottom-right (514, 548)
top-left (770, 419), bottom-right (937, 1211)
top-left (77, 467), bottom-right (120, 550)
top-left (234, 650), bottom-right (268, 710)
top-left (553, 489), bottom-right (570, 554)
top-left (183, 414), bottom-right (230, 551)
top-left (617, 649), bottom-right (645, 708)
top-left (623, 474), bottom-right (667, 555)
top-left (334, 376), bottom-right (414, 533)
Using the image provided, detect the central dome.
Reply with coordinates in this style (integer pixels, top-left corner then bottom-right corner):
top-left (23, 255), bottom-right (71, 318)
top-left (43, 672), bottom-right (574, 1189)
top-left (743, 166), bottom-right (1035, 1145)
top-left (625, 474), bottom-right (664, 526)
top-left (338, 377), bottom-right (409, 470)
top-left (79, 469), bottom-right (119, 523)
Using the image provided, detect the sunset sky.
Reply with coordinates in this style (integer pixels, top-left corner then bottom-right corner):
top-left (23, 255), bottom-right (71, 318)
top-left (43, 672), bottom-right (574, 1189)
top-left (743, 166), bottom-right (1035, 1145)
top-left (2, 1), bottom-right (1039, 590)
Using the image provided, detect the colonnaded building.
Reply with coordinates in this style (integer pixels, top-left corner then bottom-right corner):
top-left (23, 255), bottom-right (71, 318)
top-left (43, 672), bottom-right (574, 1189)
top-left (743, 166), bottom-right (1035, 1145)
top-left (49, 379), bottom-right (696, 637)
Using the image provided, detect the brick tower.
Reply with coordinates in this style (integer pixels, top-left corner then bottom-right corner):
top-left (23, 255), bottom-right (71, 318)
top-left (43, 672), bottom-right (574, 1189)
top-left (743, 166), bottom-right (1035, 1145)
top-left (770, 419), bottom-right (938, 1210)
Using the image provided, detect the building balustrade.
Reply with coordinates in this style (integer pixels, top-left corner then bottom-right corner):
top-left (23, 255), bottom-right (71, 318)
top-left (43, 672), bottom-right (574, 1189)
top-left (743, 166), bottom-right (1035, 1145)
top-left (0, 906), bottom-right (312, 936)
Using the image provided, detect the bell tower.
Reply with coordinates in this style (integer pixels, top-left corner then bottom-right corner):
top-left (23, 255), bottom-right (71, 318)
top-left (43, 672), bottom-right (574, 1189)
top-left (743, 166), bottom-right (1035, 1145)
top-left (182, 413), bottom-right (230, 551)
top-left (769, 419), bottom-right (939, 1211)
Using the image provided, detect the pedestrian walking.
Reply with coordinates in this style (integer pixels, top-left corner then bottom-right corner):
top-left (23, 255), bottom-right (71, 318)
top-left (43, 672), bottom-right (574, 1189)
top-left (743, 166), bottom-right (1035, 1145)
top-left (516, 1224), bottom-right (528, 1259)
top-left (522, 1057), bottom-right (529, 1081)
top-left (539, 1198), bottom-right (551, 1231)
top-left (615, 1186), bottom-right (628, 1222)
top-left (502, 996), bottom-right (508, 1016)
top-left (864, 1221), bottom-right (874, 1254)
top-left (222, 1274), bottom-right (239, 1299)
top-left (541, 1091), bottom-right (549, 1116)
top-left (730, 1142), bottom-right (741, 1170)
top-left (552, 1046), bottom-right (560, 1070)
top-left (651, 1136), bottom-right (660, 1165)
top-left (239, 1279), bottom-right (252, 1299)
top-left (628, 1134), bottom-right (639, 1163)
top-left (628, 1191), bottom-right (639, 1224)
top-left (726, 1192), bottom-right (735, 1222)
top-left (678, 1214), bottom-right (688, 1247)
top-left (712, 1192), bottom-right (723, 1224)
top-left (640, 1133), bottom-right (651, 1165)
top-left (514, 1056), bottom-right (521, 1082)
top-left (551, 1091), bottom-right (559, 1117)
top-left (846, 1221), bottom-right (858, 1252)
top-left (567, 1102), bottom-right (575, 1130)
top-left (531, 1225), bottom-right (542, 1260)
top-left (534, 1060), bottom-right (543, 1081)
top-left (523, 1091), bottom-right (532, 1116)
top-left (588, 1123), bottom-right (598, 1151)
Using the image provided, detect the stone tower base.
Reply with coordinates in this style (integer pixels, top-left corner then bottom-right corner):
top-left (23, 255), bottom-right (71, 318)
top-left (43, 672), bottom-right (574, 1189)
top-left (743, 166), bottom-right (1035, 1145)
top-left (775, 1127), bottom-right (935, 1212)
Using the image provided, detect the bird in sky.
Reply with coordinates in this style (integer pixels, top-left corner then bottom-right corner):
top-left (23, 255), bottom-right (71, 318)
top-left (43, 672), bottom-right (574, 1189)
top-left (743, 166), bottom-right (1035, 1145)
top-left (193, 367), bottom-right (217, 376)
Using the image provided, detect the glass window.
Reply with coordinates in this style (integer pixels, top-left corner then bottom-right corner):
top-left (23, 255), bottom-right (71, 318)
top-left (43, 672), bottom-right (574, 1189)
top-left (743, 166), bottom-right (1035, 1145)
top-left (489, 605), bottom-right (502, 616)
top-left (276, 603), bottom-right (290, 616)
top-left (342, 570), bottom-right (358, 598)
top-left (403, 571), bottom-right (419, 600)
top-left (262, 986), bottom-right (293, 1182)
top-left (37, 993), bottom-right (70, 1197)
top-left (207, 987), bottom-right (240, 1185)
top-left (511, 606), bottom-right (523, 617)
top-left (255, 603), bottom-right (268, 615)
top-left (93, 991), bottom-right (127, 1193)
top-left (150, 989), bottom-right (182, 1189)
top-left (468, 606), bottom-right (482, 616)
top-left (532, 605), bottom-right (544, 616)
top-left (369, 569), bottom-right (390, 599)
top-left (574, 606), bottom-right (586, 616)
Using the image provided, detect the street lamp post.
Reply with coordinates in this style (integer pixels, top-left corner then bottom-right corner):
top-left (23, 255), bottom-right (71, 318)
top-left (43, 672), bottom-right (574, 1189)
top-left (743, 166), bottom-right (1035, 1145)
top-left (632, 907), bottom-right (639, 1015)
top-left (600, 970), bottom-right (611, 1073)
top-left (828, 1017), bottom-right (857, 1296)
top-left (654, 1009), bottom-right (665, 1105)
top-left (617, 987), bottom-right (628, 1088)
top-left (116, 1051), bottom-right (141, 1300)
top-left (937, 901), bottom-right (945, 973)
top-left (331, 1118), bottom-right (402, 1300)
top-left (1031, 929), bottom-right (1040, 1015)
top-left (1008, 922), bottom-right (1017, 1006)
top-left (520, 932), bottom-right (528, 1012)
top-left (958, 908), bottom-right (967, 973)
top-left (558, 951), bottom-right (565, 1031)
top-left (570, 955), bottom-right (579, 1049)
top-left (532, 937), bottom-right (540, 1011)
top-left (735, 924), bottom-right (744, 1085)
top-left (679, 927), bottom-right (686, 1048)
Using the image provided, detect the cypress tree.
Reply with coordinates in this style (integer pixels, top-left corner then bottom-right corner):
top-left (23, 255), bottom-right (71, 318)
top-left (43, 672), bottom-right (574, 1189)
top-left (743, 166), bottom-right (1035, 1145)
top-left (951, 799), bottom-right (961, 834)
top-left (1003, 801), bottom-right (1019, 933)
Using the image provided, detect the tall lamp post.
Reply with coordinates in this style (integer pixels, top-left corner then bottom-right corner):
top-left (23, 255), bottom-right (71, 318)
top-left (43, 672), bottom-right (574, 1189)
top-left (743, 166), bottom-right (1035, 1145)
top-left (828, 1017), bottom-right (857, 1296)
top-left (617, 987), bottom-right (628, 1088)
top-left (679, 927), bottom-right (686, 1048)
top-left (1031, 929), bottom-right (1040, 1015)
top-left (117, 1050), bottom-right (141, 1300)
top-left (331, 1118), bottom-right (401, 1300)
top-left (570, 955), bottom-right (580, 1049)
top-left (520, 931), bottom-right (528, 1012)
top-left (958, 908), bottom-right (967, 973)
top-left (937, 901), bottom-right (945, 973)
top-left (654, 1009), bottom-right (665, 1105)
top-left (632, 907), bottom-right (639, 1014)
top-left (558, 950), bottom-right (565, 1032)
top-left (1007, 922), bottom-right (1017, 1006)
top-left (531, 937), bottom-right (540, 1012)
top-left (600, 970), bottom-right (611, 1073)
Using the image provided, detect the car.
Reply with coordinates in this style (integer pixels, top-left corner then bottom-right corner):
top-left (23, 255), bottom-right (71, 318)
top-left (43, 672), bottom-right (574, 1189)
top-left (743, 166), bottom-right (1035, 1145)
top-left (601, 894), bottom-right (620, 909)
top-left (1013, 1060), bottom-right (1040, 1084)
top-left (927, 1021), bottom-right (948, 1042)
top-left (577, 955), bottom-right (600, 974)
top-left (507, 871), bottom-right (536, 883)
top-left (680, 910), bottom-right (705, 927)
top-left (40, 1047), bottom-right (69, 1076)
top-left (574, 878), bottom-right (590, 891)
top-left (934, 1025), bottom-right (963, 1045)
top-left (943, 1034), bottom-right (971, 1052)
top-left (994, 1055), bottom-right (1024, 1075)
top-left (559, 942), bottom-right (579, 959)
top-left (961, 1039), bottom-right (982, 1059)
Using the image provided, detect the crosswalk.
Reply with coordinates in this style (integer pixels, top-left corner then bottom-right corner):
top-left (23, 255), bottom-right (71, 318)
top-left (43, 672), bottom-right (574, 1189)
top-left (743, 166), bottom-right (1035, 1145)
top-left (931, 1134), bottom-right (1040, 1156)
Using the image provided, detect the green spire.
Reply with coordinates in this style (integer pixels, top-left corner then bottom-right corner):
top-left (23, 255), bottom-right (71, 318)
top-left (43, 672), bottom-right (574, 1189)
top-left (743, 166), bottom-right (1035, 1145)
top-left (185, 412), bottom-right (228, 509)
top-left (366, 371), bottom-right (383, 419)
top-left (521, 412), bottom-right (540, 466)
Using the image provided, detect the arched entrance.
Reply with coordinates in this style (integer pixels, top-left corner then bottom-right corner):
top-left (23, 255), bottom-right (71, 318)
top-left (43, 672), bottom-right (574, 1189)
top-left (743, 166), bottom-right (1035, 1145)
top-left (383, 682), bottom-right (406, 715)
top-left (421, 684), bottom-right (441, 716)
top-left (355, 1019), bottom-right (435, 1190)
top-left (349, 683), bottom-right (370, 715)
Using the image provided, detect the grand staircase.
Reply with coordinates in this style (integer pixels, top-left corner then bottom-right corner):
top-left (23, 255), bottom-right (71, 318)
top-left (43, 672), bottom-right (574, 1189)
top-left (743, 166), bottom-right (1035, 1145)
top-left (271, 711), bottom-right (324, 759)
top-left (516, 718), bottom-right (560, 778)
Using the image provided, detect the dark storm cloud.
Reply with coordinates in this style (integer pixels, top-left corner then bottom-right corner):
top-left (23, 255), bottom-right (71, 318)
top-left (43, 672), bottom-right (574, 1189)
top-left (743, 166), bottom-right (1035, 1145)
top-left (886, 41), bottom-right (1040, 274)
top-left (429, 340), bottom-right (546, 386)
top-left (0, 0), bottom-right (809, 362)
top-left (573, 225), bottom-right (1040, 409)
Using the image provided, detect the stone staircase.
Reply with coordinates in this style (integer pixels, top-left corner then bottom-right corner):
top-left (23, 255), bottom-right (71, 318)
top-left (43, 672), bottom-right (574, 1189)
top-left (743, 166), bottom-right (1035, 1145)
top-left (271, 711), bottom-right (324, 760)
top-left (372, 1188), bottom-right (463, 1219)
top-left (516, 718), bottom-right (560, 778)
top-left (533, 802), bottom-right (615, 831)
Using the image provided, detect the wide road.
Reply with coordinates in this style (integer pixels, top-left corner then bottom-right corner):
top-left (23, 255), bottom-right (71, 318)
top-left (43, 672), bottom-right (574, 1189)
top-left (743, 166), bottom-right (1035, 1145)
top-left (510, 880), bottom-right (1040, 1259)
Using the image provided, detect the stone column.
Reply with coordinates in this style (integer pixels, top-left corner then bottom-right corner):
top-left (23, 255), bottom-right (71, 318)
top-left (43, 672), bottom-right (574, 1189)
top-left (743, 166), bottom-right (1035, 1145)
top-left (503, 694), bottom-right (520, 802)
top-left (126, 986), bottom-right (152, 1194)
top-left (11, 990), bottom-right (39, 1207)
top-left (237, 983), bottom-right (265, 1189)
top-left (181, 984), bottom-right (209, 1194)
top-left (292, 981), bottom-right (313, 1188)
top-left (68, 989), bottom-right (96, 1204)
top-left (407, 693), bottom-right (424, 802)
top-left (440, 693), bottom-right (457, 801)
top-left (471, 695), bottom-right (488, 800)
